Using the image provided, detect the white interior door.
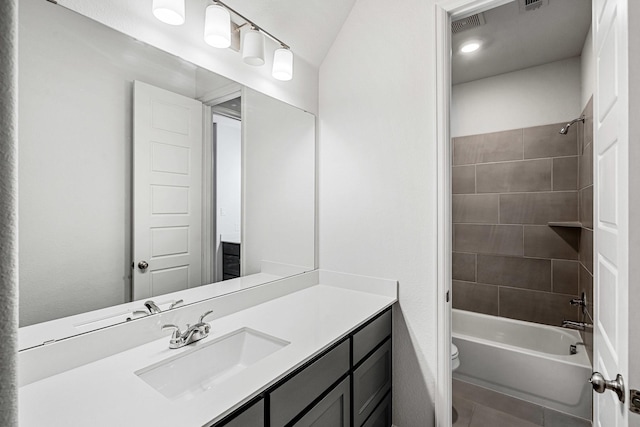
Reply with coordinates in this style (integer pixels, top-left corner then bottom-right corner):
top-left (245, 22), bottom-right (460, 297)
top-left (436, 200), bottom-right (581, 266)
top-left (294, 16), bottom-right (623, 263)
top-left (593, 0), bottom-right (629, 424)
top-left (133, 81), bottom-right (203, 301)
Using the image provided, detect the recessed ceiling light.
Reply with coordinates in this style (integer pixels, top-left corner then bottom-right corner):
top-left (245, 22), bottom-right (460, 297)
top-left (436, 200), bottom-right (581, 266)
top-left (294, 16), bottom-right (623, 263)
top-left (460, 41), bottom-right (481, 54)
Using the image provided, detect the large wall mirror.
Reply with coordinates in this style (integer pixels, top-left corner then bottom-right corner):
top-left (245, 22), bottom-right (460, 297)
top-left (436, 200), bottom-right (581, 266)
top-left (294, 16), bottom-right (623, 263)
top-left (18, 0), bottom-right (315, 349)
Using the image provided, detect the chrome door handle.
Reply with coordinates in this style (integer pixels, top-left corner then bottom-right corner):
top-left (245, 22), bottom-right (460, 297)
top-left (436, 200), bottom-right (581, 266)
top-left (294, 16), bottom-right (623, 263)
top-left (138, 261), bottom-right (149, 271)
top-left (590, 372), bottom-right (625, 403)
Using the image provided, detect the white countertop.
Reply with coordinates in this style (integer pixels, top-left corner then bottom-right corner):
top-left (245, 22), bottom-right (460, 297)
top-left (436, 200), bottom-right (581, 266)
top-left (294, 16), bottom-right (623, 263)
top-left (19, 283), bottom-right (396, 426)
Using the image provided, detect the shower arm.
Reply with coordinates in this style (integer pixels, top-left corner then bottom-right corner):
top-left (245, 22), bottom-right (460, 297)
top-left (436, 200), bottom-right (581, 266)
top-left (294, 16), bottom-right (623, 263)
top-left (559, 116), bottom-right (585, 135)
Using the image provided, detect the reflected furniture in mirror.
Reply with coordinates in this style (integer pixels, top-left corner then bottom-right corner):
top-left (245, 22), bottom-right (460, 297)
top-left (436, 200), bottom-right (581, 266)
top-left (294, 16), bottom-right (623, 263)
top-left (18, 0), bottom-right (315, 349)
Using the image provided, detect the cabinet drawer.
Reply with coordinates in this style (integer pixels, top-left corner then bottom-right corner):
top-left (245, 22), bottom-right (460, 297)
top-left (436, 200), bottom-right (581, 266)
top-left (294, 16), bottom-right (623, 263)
top-left (213, 398), bottom-right (264, 427)
top-left (293, 377), bottom-right (351, 427)
top-left (362, 392), bottom-right (391, 427)
top-left (353, 340), bottom-right (392, 427)
top-left (223, 254), bottom-right (240, 276)
top-left (352, 310), bottom-right (391, 365)
top-left (222, 242), bottom-right (240, 256)
top-left (270, 340), bottom-right (350, 427)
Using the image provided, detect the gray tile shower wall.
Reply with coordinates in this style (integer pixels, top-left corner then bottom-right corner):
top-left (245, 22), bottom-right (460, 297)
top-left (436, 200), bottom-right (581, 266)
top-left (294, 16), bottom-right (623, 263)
top-left (452, 119), bottom-right (586, 327)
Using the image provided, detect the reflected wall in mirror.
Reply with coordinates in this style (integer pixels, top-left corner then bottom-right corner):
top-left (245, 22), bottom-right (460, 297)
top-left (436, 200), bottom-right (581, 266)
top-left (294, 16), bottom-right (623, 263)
top-left (18, 0), bottom-right (315, 345)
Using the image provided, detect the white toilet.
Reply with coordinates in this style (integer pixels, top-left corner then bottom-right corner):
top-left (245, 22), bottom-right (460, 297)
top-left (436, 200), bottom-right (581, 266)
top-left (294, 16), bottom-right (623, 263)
top-left (451, 343), bottom-right (460, 371)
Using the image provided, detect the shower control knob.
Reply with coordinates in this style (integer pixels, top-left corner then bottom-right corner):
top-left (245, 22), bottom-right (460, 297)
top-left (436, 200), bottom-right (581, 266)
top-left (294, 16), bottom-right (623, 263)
top-left (590, 372), bottom-right (625, 403)
top-left (138, 261), bottom-right (149, 271)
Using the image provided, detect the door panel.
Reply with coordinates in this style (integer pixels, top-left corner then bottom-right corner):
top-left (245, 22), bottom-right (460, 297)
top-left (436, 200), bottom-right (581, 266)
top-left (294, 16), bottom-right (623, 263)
top-left (133, 81), bottom-right (203, 301)
top-left (593, 0), bottom-right (629, 425)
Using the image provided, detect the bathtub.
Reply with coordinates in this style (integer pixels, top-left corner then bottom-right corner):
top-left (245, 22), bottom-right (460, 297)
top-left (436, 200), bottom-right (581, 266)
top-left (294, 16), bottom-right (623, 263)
top-left (452, 309), bottom-right (592, 419)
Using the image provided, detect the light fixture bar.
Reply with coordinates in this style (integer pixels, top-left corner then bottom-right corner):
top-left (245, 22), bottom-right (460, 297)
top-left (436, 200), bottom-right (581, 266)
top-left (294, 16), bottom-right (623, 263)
top-left (213, 0), bottom-right (290, 50)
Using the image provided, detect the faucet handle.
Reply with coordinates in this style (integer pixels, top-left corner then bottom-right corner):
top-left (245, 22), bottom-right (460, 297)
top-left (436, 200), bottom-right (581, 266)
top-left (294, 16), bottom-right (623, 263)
top-left (132, 310), bottom-right (149, 316)
top-left (169, 299), bottom-right (184, 310)
top-left (161, 324), bottom-right (182, 339)
top-left (200, 310), bottom-right (214, 323)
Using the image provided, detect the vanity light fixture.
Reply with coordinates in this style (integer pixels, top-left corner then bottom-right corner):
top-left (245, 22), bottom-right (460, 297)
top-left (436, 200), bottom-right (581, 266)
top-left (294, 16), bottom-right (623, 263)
top-left (152, 0), bottom-right (186, 26)
top-left (204, 4), bottom-right (232, 48)
top-left (151, 0), bottom-right (294, 81)
top-left (242, 27), bottom-right (266, 66)
top-left (272, 47), bottom-right (293, 81)
top-left (460, 40), bottom-right (481, 54)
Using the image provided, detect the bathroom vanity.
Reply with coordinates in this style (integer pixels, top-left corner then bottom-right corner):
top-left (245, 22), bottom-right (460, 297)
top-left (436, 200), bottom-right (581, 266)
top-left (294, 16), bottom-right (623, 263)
top-left (18, 271), bottom-right (397, 426)
top-left (217, 307), bottom-right (391, 427)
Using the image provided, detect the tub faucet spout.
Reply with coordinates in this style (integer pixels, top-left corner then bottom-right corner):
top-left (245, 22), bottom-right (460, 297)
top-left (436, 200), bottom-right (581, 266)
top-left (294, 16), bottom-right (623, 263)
top-left (562, 320), bottom-right (592, 331)
top-left (569, 342), bottom-right (586, 354)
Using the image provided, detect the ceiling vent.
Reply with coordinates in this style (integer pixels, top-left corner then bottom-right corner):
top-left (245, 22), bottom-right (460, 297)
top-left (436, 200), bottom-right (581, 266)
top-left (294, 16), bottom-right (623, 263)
top-left (451, 13), bottom-right (486, 34)
top-left (519, 0), bottom-right (549, 12)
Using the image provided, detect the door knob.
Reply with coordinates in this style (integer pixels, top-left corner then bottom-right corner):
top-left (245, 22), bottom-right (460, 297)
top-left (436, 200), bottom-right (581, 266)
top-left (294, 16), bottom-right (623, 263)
top-left (138, 261), bottom-right (149, 271)
top-left (590, 372), bottom-right (625, 403)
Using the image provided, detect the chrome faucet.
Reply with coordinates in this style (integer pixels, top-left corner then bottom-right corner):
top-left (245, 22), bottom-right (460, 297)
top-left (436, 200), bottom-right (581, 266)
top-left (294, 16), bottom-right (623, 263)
top-left (562, 320), bottom-right (593, 331)
top-left (144, 300), bottom-right (162, 314)
top-left (127, 299), bottom-right (184, 321)
top-left (162, 310), bottom-right (215, 349)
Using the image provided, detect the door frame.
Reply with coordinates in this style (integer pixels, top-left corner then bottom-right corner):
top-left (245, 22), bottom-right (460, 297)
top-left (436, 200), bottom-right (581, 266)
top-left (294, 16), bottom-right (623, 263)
top-left (199, 85), bottom-right (242, 285)
top-left (433, 0), bottom-right (568, 425)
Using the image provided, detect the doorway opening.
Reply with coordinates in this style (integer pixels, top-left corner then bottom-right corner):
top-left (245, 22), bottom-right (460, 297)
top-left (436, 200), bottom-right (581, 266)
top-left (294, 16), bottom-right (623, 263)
top-left (437, 1), bottom-right (595, 426)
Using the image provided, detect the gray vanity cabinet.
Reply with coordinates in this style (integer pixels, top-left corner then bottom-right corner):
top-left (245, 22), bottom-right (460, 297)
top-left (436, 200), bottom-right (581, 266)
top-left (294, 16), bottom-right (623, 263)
top-left (270, 340), bottom-right (350, 426)
top-left (209, 308), bottom-right (392, 427)
top-left (362, 393), bottom-right (392, 427)
top-left (352, 310), bottom-right (392, 365)
top-left (292, 377), bottom-right (351, 426)
top-left (353, 340), bottom-right (392, 426)
top-left (213, 398), bottom-right (264, 427)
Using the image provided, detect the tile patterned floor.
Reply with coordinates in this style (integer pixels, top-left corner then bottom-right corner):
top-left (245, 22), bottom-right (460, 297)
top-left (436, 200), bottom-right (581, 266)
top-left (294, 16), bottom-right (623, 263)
top-left (453, 379), bottom-right (592, 427)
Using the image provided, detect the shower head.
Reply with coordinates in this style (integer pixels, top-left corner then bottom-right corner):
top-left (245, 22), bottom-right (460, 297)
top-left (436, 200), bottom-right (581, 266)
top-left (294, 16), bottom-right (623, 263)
top-left (559, 116), bottom-right (585, 135)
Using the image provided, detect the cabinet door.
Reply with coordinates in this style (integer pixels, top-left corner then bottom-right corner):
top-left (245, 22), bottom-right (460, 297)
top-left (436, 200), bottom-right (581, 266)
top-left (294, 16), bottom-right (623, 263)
top-left (270, 340), bottom-right (350, 426)
top-left (215, 399), bottom-right (264, 427)
top-left (353, 340), bottom-right (391, 426)
top-left (293, 377), bottom-right (351, 427)
top-left (352, 310), bottom-right (391, 366)
top-left (362, 392), bottom-right (391, 427)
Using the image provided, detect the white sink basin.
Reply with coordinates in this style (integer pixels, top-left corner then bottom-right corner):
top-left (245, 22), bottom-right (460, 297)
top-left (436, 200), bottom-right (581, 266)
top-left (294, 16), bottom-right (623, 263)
top-left (136, 328), bottom-right (289, 401)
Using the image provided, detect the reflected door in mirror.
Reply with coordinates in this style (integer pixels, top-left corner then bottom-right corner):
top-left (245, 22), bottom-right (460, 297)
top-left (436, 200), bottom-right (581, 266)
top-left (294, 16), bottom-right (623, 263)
top-left (133, 81), bottom-right (203, 300)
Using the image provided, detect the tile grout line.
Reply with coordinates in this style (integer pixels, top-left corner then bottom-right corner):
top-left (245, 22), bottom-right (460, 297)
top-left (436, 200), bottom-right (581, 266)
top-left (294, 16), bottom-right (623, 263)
top-left (550, 259), bottom-right (554, 293)
top-left (522, 225), bottom-right (525, 260)
top-left (455, 153), bottom-right (579, 168)
top-left (551, 155), bottom-right (554, 191)
top-left (521, 127), bottom-right (525, 161)
top-left (497, 280), bottom-right (501, 316)
top-left (473, 164), bottom-right (477, 195)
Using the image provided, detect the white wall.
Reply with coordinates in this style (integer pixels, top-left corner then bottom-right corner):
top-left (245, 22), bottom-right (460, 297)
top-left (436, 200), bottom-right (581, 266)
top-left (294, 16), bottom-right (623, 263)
top-left (319, 0), bottom-right (438, 424)
top-left (581, 26), bottom-right (594, 110)
top-left (451, 57), bottom-right (582, 137)
top-left (215, 114), bottom-right (242, 243)
top-left (57, 0), bottom-right (319, 115)
top-left (243, 88), bottom-right (316, 276)
top-left (18, 0), bottom-right (215, 326)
